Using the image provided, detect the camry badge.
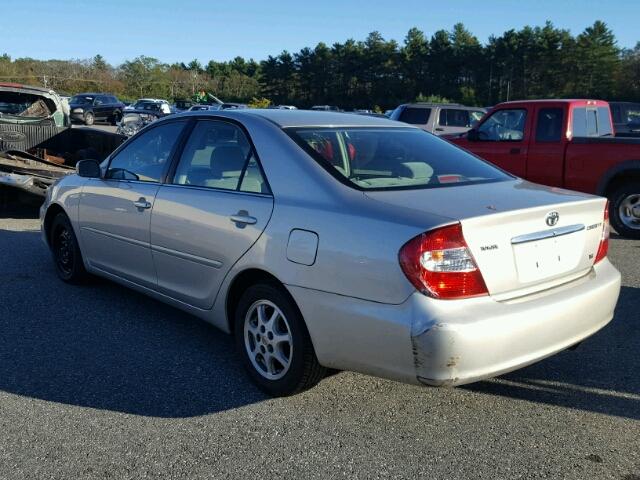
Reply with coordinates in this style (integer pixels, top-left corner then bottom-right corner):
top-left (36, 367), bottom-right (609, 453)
top-left (546, 211), bottom-right (560, 227)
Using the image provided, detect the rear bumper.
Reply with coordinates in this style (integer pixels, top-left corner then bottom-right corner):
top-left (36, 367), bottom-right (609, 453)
top-left (412, 259), bottom-right (621, 386)
top-left (287, 259), bottom-right (621, 387)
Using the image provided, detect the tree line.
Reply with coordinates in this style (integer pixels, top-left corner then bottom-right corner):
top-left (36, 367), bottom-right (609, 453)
top-left (1, 20), bottom-right (638, 109)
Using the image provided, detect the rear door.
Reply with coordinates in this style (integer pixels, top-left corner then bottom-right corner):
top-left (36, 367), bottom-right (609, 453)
top-left (78, 119), bottom-right (188, 288)
top-left (525, 104), bottom-right (567, 186)
top-left (470, 107), bottom-right (531, 177)
top-left (93, 95), bottom-right (109, 120)
top-left (150, 119), bottom-right (273, 309)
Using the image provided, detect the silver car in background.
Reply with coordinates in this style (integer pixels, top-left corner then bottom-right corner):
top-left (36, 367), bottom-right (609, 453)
top-left (390, 102), bottom-right (486, 135)
top-left (40, 110), bottom-right (621, 396)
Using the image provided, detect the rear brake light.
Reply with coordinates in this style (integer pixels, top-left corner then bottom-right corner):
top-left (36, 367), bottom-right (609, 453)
top-left (595, 201), bottom-right (609, 264)
top-left (399, 223), bottom-right (488, 299)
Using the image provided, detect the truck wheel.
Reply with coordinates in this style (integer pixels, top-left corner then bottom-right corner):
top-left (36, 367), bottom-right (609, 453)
top-left (111, 110), bottom-right (122, 125)
top-left (234, 283), bottom-right (326, 396)
top-left (610, 182), bottom-right (640, 239)
top-left (84, 111), bottom-right (95, 126)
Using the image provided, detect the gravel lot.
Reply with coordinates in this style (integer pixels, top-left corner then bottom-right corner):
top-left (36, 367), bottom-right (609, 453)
top-left (0, 200), bottom-right (638, 480)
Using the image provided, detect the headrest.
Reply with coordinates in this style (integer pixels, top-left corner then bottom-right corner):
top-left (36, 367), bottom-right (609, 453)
top-left (210, 145), bottom-right (246, 177)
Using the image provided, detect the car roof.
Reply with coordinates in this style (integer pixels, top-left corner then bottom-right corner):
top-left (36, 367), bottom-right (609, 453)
top-left (400, 103), bottom-right (487, 111)
top-left (0, 82), bottom-right (54, 95)
top-left (496, 99), bottom-right (609, 107)
top-left (202, 109), bottom-right (410, 128)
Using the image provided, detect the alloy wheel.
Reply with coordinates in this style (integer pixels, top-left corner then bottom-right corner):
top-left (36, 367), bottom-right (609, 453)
top-left (243, 299), bottom-right (293, 380)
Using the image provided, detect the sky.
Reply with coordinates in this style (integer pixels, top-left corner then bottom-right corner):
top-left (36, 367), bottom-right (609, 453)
top-left (2, 0), bottom-right (638, 65)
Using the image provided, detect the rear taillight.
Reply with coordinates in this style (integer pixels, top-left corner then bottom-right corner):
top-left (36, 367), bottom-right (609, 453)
top-left (595, 201), bottom-right (610, 264)
top-left (399, 223), bottom-right (488, 300)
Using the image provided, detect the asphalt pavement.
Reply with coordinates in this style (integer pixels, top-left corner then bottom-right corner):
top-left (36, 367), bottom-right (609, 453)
top-left (0, 201), bottom-right (638, 479)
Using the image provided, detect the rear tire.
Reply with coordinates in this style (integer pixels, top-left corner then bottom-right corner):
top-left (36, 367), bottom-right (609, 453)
top-left (234, 283), bottom-right (326, 396)
top-left (50, 212), bottom-right (88, 283)
top-left (84, 111), bottom-right (95, 126)
top-left (609, 182), bottom-right (640, 239)
top-left (111, 110), bottom-right (122, 125)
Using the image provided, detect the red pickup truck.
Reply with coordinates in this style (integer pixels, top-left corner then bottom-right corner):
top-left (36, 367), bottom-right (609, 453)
top-left (448, 99), bottom-right (640, 238)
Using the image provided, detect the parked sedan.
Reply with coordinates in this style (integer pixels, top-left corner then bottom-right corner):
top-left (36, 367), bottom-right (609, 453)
top-left (40, 110), bottom-right (621, 396)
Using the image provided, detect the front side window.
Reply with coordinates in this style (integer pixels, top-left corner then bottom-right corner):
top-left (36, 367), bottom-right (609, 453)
top-left (106, 121), bottom-right (185, 182)
top-left (398, 107), bottom-right (431, 125)
top-left (535, 108), bottom-right (563, 142)
top-left (289, 127), bottom-right (510, 190)
top-left (173, 120), bottom-right (269, 193)
top-left (477, 109), bottom-right (527, 141)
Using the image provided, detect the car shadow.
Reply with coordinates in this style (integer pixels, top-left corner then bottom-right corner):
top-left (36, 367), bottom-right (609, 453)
top-left (0, 227), bottom-right (267, 418)
top-left (464, 285), bottom-right (640, 420)
top-left (1, 224), bottom-right (638, 420)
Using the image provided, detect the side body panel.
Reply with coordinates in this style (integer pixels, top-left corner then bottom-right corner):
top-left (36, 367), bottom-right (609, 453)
top-left (150, 185), bottom-right (274, 309)
top-left (78, 178), bottom-right (160, 288)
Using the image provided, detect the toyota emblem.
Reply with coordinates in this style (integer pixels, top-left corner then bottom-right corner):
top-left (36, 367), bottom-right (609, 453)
top-left (546, 211), bottom-right (559, 227)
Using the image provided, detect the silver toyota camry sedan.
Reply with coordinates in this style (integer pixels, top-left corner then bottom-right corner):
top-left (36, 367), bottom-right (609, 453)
top-left (40, 110), bottom-right (621, 396)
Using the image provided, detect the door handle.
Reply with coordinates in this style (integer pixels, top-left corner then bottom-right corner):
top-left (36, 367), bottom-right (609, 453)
top-left (133, 198), bottom-right (152, 209)
top-left (510, 148), bottom-right (521, 155)
top-left (435, 127), bottom-right (444, 132)
top-left (230, 211), bottom-right (257, 226)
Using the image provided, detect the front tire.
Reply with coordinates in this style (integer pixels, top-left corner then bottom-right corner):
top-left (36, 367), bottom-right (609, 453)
top-left (84, 111), bottom-right (95, 126)
top-left (50, 212), bottom-right (88, 283)
top-left (609, 182), bottom-right (640, 239)
top-left (234, 283), bottom-right (326, 396)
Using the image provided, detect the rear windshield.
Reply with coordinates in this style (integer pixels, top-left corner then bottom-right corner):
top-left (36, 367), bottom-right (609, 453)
top-left (287, 127), bottom-right (511, 190)
top-left (397, 107), bottom-right (431, 125)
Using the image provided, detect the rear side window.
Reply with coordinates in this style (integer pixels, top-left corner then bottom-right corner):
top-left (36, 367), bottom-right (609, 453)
top-left (535, 108), bottom-right (563, 142)
top-left (438, 109), bottom-right (472, 127)
top-left (398, 107), bottom-right (431, 125)
top-left (106, 121), bottom-right (185, 182)
top-left (172, 120), bottom-right (270, 194)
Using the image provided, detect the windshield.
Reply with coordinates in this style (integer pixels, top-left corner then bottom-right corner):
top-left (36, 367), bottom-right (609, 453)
top-left (70, 95), bottom-right (94, 105)
top-left (288, 127), bottom-right (511, 190)
top-left (0, 91), bottom-right (54, 118)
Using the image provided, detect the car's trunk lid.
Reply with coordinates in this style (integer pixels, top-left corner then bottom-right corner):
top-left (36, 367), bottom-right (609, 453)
top-left (364, 179), bottom-right (607, 299)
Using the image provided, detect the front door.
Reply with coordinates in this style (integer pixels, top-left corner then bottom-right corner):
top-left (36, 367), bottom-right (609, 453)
top-left (150, 119), bottom-right (274, 309)
top-left (78, 120), bottom-right (187, 288)
top-left (470, 108), bottom-right (530, 178)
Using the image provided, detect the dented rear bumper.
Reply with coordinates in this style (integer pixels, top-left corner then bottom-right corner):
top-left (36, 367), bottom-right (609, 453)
top-left (412, 259), bottom-right (620, 386)
top-left (286, 259), bottom-right (620, 387)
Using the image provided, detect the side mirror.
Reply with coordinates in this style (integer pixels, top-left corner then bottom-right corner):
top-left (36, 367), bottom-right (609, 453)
top-left (467, 129), bottom-right (480, 141)
top-left (76, 159), bottom-right (101, 178)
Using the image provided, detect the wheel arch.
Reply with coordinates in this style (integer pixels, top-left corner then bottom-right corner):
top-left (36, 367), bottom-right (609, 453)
top-left (225, 268), bottom-right (296, 335)
top-left (596, 160), bottom-right (640, 197)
